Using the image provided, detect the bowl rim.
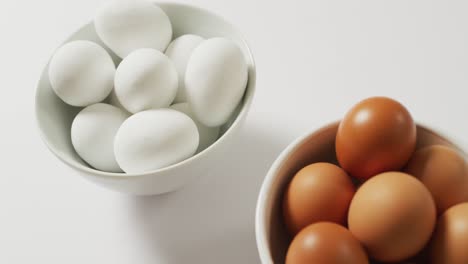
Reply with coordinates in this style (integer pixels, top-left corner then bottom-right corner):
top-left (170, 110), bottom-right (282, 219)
top-left (35, 1), bottom-right (256, 179)
top-left (254, 120), bottom-right (466, 264)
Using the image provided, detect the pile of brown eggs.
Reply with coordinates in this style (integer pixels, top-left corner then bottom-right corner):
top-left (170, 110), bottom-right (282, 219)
top-left (283, 97), bottom-right (468, 264)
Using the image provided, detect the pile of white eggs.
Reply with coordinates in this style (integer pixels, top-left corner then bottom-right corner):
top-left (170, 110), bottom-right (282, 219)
top-left (48, 0), bottom-right (248, 174)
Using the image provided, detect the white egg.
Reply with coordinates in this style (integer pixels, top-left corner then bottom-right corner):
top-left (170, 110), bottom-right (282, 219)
top-left (114, 49), bottom-right (178, 113)
top-left (114, 109), bottom-right (199, 173)
top-left (170, 103), bottom-right (219, 153)
top-left (165, 34), bottom-right (204, 103)
top-left (48, 40), bottom-right (115, 107)
top-left (94, 0), bottom-right (172, 58)
top-left (71, 103), bottom-right (130, 172)
top-left (185, 38), bottom-right (248, 127)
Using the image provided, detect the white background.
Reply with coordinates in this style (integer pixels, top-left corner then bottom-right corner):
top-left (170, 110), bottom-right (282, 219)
top-left (1, 0), bottom-right (467, 263)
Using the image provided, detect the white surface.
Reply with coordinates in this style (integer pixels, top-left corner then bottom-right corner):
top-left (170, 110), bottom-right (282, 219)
top-left (1, 0), bottom-right (467, 263)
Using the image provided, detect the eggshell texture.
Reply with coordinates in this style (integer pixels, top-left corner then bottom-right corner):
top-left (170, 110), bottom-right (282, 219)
top-left (336, 97), bottom-right (416, 180)
top-left (283, 163), bottom-right (355, 235)
top-left (114, 49), bottom-right (178, 113)
top-left (71, 103), bottom-right (129, 172)
top-left (170, 103), bottom-right (219, 153)
top-left (429, 202), bottom-right (468, 264)
top-left (185, 38), bottom-right (248, 127)
top-left (286, 222), bottom-right (369, 264)
top-left (165, 35), bottom-right (204, 103)
top-left (48, 40), bottom-right (115, 107)
top-left (348, 172), bottom-right (436, 262)
top-left (94, 0), bottom-right (172, 58)
top-left (114, 109), bottom-right (199, 173)
top-left (405, 145), bottom-right (468, 214)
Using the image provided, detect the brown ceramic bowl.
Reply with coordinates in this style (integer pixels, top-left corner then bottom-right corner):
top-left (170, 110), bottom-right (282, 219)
top-left (255, 121), bottom-right (466, 264)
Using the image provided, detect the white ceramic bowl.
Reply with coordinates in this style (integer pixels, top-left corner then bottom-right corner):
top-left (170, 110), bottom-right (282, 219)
top-left (35, 2), bottom-right (256, 195)
top-left (255, 121), bottom-right (465, 264)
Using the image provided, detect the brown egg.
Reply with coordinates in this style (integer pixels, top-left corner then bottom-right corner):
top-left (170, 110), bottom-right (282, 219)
top-left (336, 97), bottom-right (416, 180)
top-left (286, 222), bottom-right (369, 264)
top-left (348, 172), bottom-right (436, 262)
top-left (405, 145), bottom-right (468, 214)
top-left (429, 202), bottom-right (468, 264)
top-left (283, 162), bottom-right (355, 235)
